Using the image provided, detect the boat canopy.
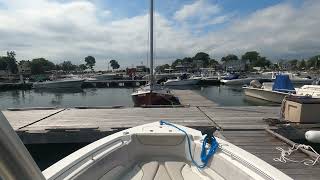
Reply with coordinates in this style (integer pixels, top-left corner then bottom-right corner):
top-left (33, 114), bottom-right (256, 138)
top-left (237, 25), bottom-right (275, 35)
top-left (272, 75), bottom-right (295, 93)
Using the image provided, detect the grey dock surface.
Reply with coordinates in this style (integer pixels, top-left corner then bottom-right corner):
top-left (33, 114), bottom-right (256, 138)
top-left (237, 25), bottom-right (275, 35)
top-left (2, 89), bottom-right (320, 179)
top-left (172, 90), bottom-right (218, 107)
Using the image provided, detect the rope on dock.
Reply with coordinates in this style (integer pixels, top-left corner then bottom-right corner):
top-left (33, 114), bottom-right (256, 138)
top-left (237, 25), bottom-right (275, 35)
top-left (266, 128), bottom-right (320, 166)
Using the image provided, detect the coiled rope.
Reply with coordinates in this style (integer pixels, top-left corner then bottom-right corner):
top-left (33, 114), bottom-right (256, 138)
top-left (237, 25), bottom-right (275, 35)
top-left (159, 120), bottom-right (218, 168)
top-left (274, 143), bottom-right (320, 166)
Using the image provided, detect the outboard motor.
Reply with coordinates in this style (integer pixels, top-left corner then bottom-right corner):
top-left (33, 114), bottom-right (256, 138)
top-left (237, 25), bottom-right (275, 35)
top-left (250, 80), bottom-right (262, 88)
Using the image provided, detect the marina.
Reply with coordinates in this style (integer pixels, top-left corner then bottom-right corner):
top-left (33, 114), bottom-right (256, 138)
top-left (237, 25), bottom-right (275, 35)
top-left (2, 89), bottom-right (320, 179)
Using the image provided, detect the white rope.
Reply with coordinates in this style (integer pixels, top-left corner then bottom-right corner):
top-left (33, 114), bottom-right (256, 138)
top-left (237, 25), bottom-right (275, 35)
top-left (274, 143), bottom-right (320, 166)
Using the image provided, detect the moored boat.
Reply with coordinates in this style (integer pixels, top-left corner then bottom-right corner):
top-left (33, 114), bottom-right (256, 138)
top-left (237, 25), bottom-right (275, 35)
top-left (131, 85), bottom-right (180, 106)
top-left (131, 0), bottom-right (179, 106)
top-left (164, 75), bottom-right (201, 86)
top-left (32, 78), bottom-right (84, 89)
top-left (243, 75), bottom-right (295, 103)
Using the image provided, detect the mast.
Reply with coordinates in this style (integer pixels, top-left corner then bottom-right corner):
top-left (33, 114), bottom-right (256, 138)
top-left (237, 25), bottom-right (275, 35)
top-left (149, 0), bottom-right (154, 89)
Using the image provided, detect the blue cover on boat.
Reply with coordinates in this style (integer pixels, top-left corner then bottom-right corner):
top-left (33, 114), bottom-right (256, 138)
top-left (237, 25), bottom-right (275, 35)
top-left (223, 74), bottom-right (239, 80)
top-left (272, 75), bottom-right (295, 93)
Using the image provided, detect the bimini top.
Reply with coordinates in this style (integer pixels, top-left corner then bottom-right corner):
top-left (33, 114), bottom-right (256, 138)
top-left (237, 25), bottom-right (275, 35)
top-left (272, 74), bottom-right (295, 93)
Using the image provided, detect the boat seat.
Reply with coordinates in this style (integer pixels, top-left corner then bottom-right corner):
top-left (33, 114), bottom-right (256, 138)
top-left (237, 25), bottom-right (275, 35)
top-left (100, 160), bottom-right (224, 180)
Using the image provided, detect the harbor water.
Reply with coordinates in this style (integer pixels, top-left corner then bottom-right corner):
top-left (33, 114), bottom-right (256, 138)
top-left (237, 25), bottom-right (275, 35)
top-left (0, 85), bottom-right (278, 110)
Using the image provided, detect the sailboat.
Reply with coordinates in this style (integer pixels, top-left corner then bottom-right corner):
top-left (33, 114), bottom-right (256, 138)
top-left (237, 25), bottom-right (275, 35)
top-left (131, 0), bottom-right (180, 106)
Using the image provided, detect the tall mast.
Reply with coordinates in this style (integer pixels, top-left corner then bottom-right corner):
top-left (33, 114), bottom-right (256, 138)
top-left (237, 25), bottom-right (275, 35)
top-left (149, 0), bottom-right (154, 89)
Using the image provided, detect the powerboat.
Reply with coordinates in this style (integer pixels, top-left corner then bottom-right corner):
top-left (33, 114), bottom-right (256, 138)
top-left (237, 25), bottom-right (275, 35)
top-left (42, 121), bottom-right (292, 180)
top-left (131, 0), bottom-right (179, 106)
top-left (243, 75), bottom-right (295, 103)
top-left (296, 85), bottom-right (320, 98)
top-left (32, 78), bottom-right (84, 89)
top-left (0, 107), bottom-right (292, 180)
top-left (220, 74), bottom-right (256, 85)
top-left (164, 75), bottom-right (201, 86)
top-left (131, 84), bottom-right (180, 106)
top-left (262, 72), bottom-right (313, 85)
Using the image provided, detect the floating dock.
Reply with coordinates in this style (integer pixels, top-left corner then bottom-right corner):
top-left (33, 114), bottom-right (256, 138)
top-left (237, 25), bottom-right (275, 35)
top-left (2, 89), bottom-right (320, 179)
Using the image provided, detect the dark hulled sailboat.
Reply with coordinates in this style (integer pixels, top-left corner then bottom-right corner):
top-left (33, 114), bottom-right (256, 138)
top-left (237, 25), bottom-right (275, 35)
top-left (131, 0), bottom-right (180, 106)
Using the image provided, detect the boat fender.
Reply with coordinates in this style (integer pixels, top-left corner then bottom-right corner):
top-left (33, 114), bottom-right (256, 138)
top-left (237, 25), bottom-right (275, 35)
top-left (305, 130), bottom-right (320, 143)
top-left (160, 120), bottom-right (218, 168)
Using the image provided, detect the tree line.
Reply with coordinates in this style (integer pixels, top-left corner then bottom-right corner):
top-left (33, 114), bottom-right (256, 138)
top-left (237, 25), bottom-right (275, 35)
top-left (156, 51), bottom-right (320, 72)
top-left (0, 51), bottom-right (121, 75)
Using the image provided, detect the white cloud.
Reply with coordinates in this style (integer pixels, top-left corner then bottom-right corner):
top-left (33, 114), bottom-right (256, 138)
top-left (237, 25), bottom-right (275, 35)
top-left (0, 0), bottom-right (320, 70)
top-left (174, 0), bottom-right (220, 22)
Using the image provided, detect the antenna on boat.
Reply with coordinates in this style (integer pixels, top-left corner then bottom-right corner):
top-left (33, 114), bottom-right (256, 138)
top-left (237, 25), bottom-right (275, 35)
top-left (149, 0), bottom-right (154, 90)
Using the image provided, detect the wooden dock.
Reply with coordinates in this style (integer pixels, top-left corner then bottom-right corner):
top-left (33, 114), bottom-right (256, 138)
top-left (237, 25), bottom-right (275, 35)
top-left (172, 90), bottom-right (218, 107)
top-left (2, 89), bottom-right (320, 179)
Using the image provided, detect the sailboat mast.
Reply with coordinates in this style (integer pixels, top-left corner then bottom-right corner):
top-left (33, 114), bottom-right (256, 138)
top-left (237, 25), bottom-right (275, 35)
top-left (149, 0), bottom-right (154, 89)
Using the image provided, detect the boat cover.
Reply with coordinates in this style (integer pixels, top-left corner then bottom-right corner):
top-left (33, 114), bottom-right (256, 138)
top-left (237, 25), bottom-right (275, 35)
top-left (272, 75), bottom-right (295, 93)
top-left (223, 74), bottom-right (239, 80)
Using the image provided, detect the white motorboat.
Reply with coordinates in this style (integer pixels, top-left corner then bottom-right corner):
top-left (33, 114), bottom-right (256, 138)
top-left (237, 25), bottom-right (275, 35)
top-left (164, 76), bottom-right (201, 86)
top-left (42, 121), bottom-right (292, 180)
top-left (243, 75), bottom-right (295, 103)
top-left (262, 72), bottom-right (313, 85)
top-left (221, 77), bottom-right (256, 85)
top-left (296, 85), bottom-right (320, 98)
top-left (32, 78), bottom-right (84, 89)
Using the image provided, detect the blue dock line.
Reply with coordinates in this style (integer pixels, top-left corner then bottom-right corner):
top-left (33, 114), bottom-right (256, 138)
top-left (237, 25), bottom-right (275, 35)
top-left (160, 120), bottom-right (218, 168)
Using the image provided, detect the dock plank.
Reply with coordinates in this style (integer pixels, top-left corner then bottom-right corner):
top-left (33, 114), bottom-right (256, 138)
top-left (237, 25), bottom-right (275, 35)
top-left (199, 106), bottom-right (279, 130)
top-left (8, 107), bottom-right (213, 131)
top-left (172, 90), bottom-right (217, 107)
top-left (3, 109), bottom-right (64, 130)
top-left (221, 130), bottom-right (320, 180)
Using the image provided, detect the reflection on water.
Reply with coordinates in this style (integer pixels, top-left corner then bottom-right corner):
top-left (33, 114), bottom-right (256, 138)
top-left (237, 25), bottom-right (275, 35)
top-left (195, 85), bottom-right (278, 106)
top-left (0, 85), bottom-right (293, 109)
top-left (0, 88), bottom-right (135, 110)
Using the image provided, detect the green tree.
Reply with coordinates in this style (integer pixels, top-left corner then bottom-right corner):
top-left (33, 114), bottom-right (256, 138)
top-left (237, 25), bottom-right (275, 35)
top-left (241, 51), bottom-right (259, 64)
top-left (193, 52), bottom-right (210, 67)
top-left (61, 61), bottom-right (77, 72)
top-left (78, 64), bottom-right (87, 71)
top-left (298, 59), bottom-right (306, 70)
top-left (307, 55), bottom-right (320, 69)
top-left (171, 59), bottom-right (183, 68)
top-left (109, 59), bottom-right (120, 70)
top-left (288, 59), bottom-right (298, 70)
top-left (155, 64), bottom-right (170, 72)
top-left (221, 54), bottom-right (238, 62)
top-left (241, 51), bottom-right (270, 68)
top-left (208, 59), bottom-right (219, 68)
top-left (0, 51), bottom-right (18, 73)
top-left (85, 56), bottom-right (96, 70)
top-left (30, 58), bottom-right (55, 74)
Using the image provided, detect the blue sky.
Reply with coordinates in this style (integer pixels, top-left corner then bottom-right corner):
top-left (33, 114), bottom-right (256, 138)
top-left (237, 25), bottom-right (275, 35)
top-left (0, 0), bottom-right (319, 69)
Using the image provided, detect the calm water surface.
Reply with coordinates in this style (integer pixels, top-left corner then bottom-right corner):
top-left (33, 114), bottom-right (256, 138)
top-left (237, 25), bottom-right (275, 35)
top-left (1, 85), bottom-right (281, 170)
top-left (0, 85), bottom-right (279, 109)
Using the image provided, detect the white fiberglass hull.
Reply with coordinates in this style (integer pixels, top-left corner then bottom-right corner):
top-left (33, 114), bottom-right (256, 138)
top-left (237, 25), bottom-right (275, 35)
top-left (43, 122), bottom-right (292, 180)
top-left (221, 78), bottom-right (255, 85)
top-left (33, 79), bottom-right (84, 89)
top-left (296, 85), bottom-right (320, 98)
top-left (164, 78), bottom-right (200, 86)
top-left (243, 87), bottom-right (289, 103)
